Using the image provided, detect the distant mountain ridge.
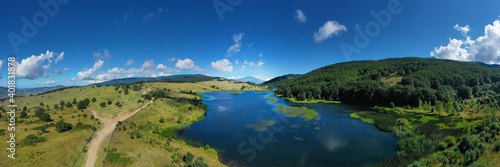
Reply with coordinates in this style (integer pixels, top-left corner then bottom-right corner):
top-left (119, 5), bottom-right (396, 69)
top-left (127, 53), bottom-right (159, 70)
top-left (93, 74), bottom-right (226, 86)
top-left (0, 85), bottom-right (66, 99)
top-left (233, 76), bottom-right (265, 84)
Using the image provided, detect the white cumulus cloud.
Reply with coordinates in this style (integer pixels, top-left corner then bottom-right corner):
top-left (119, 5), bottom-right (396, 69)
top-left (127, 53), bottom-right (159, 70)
top-left (431, 20), bottom-right (500, 64)
top-left (454, 24), bottom-right (470, 35)
top-left (77, 59), bottom-right (104, 80)
top-left (211, 59), bottom-right (233, 72)
top-left (16, 50), bottom-right (65, 79)
top-left (314, 21), bottom-right (347, 43)
top-left (295, 9), bottom-right (307, 23)
top-left (175, 58), bottom-right (202, 71)
top-left (43, 80), bottom-right (56, 85)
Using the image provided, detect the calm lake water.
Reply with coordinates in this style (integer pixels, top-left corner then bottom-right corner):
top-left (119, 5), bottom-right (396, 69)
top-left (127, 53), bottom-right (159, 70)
top-left (179, 91), bottom-right (398, 167)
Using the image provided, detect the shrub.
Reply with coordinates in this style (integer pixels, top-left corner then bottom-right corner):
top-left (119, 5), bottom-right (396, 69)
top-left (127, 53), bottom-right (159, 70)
top-left (190, 157), bottom-right (209, 167)
top-left (183, 152), bottom-right (195, 163)
top-left (19, 111), bottom-right (28, 119)
top-left (55, 120), bottom-right (73, 132)
top-left (392, 118), bottom-right (415, 138)
top-left (495, 140), bottom-right (500, 152)
top-left (22, 134), bottom-right (46, 146)
top-left (40, 113), bottom-right (53, 122)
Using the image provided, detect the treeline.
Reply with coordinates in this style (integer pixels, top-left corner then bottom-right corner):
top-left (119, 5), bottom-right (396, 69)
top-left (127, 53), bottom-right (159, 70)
top-left (275, 58), bottom-right (500, 107)
top-left (261, 74), bottom-right (301, 88)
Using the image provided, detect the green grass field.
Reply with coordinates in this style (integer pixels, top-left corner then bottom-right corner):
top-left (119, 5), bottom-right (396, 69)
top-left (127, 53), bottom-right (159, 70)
top-left (103, 81), bottom-right (264, 167)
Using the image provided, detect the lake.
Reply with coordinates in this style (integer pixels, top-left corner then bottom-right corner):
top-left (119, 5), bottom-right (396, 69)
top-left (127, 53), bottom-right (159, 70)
top-left (178, 90), bottom-right (398, 167)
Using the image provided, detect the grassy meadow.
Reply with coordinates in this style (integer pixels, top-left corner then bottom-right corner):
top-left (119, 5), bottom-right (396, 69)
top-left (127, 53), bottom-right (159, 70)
top-left (0, 80), bottom-right (261, 167)
top-left (104, 81), bottom-right (264, 167)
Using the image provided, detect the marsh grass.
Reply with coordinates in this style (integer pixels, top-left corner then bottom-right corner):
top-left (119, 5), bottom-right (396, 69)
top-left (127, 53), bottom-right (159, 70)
top-left (275, 105), bottom-right (319, 121)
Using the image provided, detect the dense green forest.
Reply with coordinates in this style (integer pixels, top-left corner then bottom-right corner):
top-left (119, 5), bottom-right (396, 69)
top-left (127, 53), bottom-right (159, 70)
top-left (271, 57), bottom-right (500, 166)
top-left (275, 57), bottom-right (500, 107)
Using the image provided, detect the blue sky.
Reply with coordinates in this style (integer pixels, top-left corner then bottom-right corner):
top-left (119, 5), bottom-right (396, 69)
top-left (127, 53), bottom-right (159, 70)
top-left (1, 0), bottom-right (500, 88)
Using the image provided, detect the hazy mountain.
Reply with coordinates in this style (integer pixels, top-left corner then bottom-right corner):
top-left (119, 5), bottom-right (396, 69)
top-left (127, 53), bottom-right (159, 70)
top-left (93, 74), bottom-right (227, 86)
top-left (234, 76), bottom-right (265, 84)
top-left (0, 85), bottom-right (66, 99)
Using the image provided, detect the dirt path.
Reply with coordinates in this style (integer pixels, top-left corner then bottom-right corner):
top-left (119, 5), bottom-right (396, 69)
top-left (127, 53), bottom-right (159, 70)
top-left (83, 89), bottom-right (152, 167)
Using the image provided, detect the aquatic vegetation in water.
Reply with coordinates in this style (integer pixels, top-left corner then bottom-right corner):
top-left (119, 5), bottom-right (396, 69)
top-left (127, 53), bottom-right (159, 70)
top-left (230, 91), bottom-right (244, 95)
top-left (265, 96), bottom-right (278, 102)
top-left (275, 105), bottom-right (319, 121)
top-left (245, 120), bottom-right (279, 131)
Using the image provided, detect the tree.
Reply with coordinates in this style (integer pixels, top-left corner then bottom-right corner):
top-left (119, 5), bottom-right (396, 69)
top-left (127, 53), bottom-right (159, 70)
top-left (20, 111), bottom-right (28, 119)
top-left (124, 89), bottom-right (129, 95)
top-left (297, 91), bottom-right (307, 101)
top-left (55, 120), bottom-right (73, 132)
top-left (40, 113), bottom-right (52, 122)
top-left (91, 97), bottom-right (97, 103)
top-left (72, 98), bottom-right (77, 104)
top-left (183, 152), bottom-right (195, 163)
top-left (457, 85), bottom-right (473, 99)
top-left (108, 100), bottom-right (112, 105)
top-left (191, 157), bottom-right (209, 167)
top-left (472, 85), bottom-right (481, 97)
top-left (60, 100), bottom-right (65, 106)
top-left (437, 85), bottom-right (454, 102)
top-left (100, 102), bottom-right (106, 108)
top-left (54, 104), bottom-right (59, 110)
top-left (77, 100), bottom-right (89, 109)
top-left (241, 86), bottom-right (247, 91)
top-left (159, 117), bottom-right (165, 123)
top-left (40, 102), bottom-right (44, 106)
top-left (65, 102), bottom-right (73, 108)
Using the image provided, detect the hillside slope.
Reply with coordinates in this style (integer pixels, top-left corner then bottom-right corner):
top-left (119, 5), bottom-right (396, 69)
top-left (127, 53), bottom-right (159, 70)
top-left (275, 57), bottom-right (500, 106)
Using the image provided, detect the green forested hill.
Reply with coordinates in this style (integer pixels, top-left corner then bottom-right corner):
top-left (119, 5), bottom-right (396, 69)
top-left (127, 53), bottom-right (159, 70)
top-left (275, 57), bottom-right (500, 106)
top-left (262, 74), bottom-right (301, 88)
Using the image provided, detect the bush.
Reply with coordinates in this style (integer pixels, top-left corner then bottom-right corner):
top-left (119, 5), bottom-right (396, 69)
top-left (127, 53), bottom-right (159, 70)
top-left (495, 140), bottom-right (500, 152)
top-left (40, 113), bottom-right (53, 122)
top-left (190, 157), bottom-right (209, 167)
top-left (392, 118), bottom-right (415, 138)
top-left (19, 110), bottom-right (28, 119)
top-left (55, 120), bottom-right (73, 132)
top-left (100, 102), bottom-right (106, 108)
top-left (77, 99), bottom-right (91, 109)
top-left (22, 134), bottom-right (46, 146)
top-left (183, 152), bottom-right (195, 163)
top-left (74, 122), bottom-right (92, 130)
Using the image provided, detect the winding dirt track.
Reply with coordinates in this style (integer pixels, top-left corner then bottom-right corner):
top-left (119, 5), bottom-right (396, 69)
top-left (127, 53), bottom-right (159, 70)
top-left (83, 89), bottom-right (151, 167)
